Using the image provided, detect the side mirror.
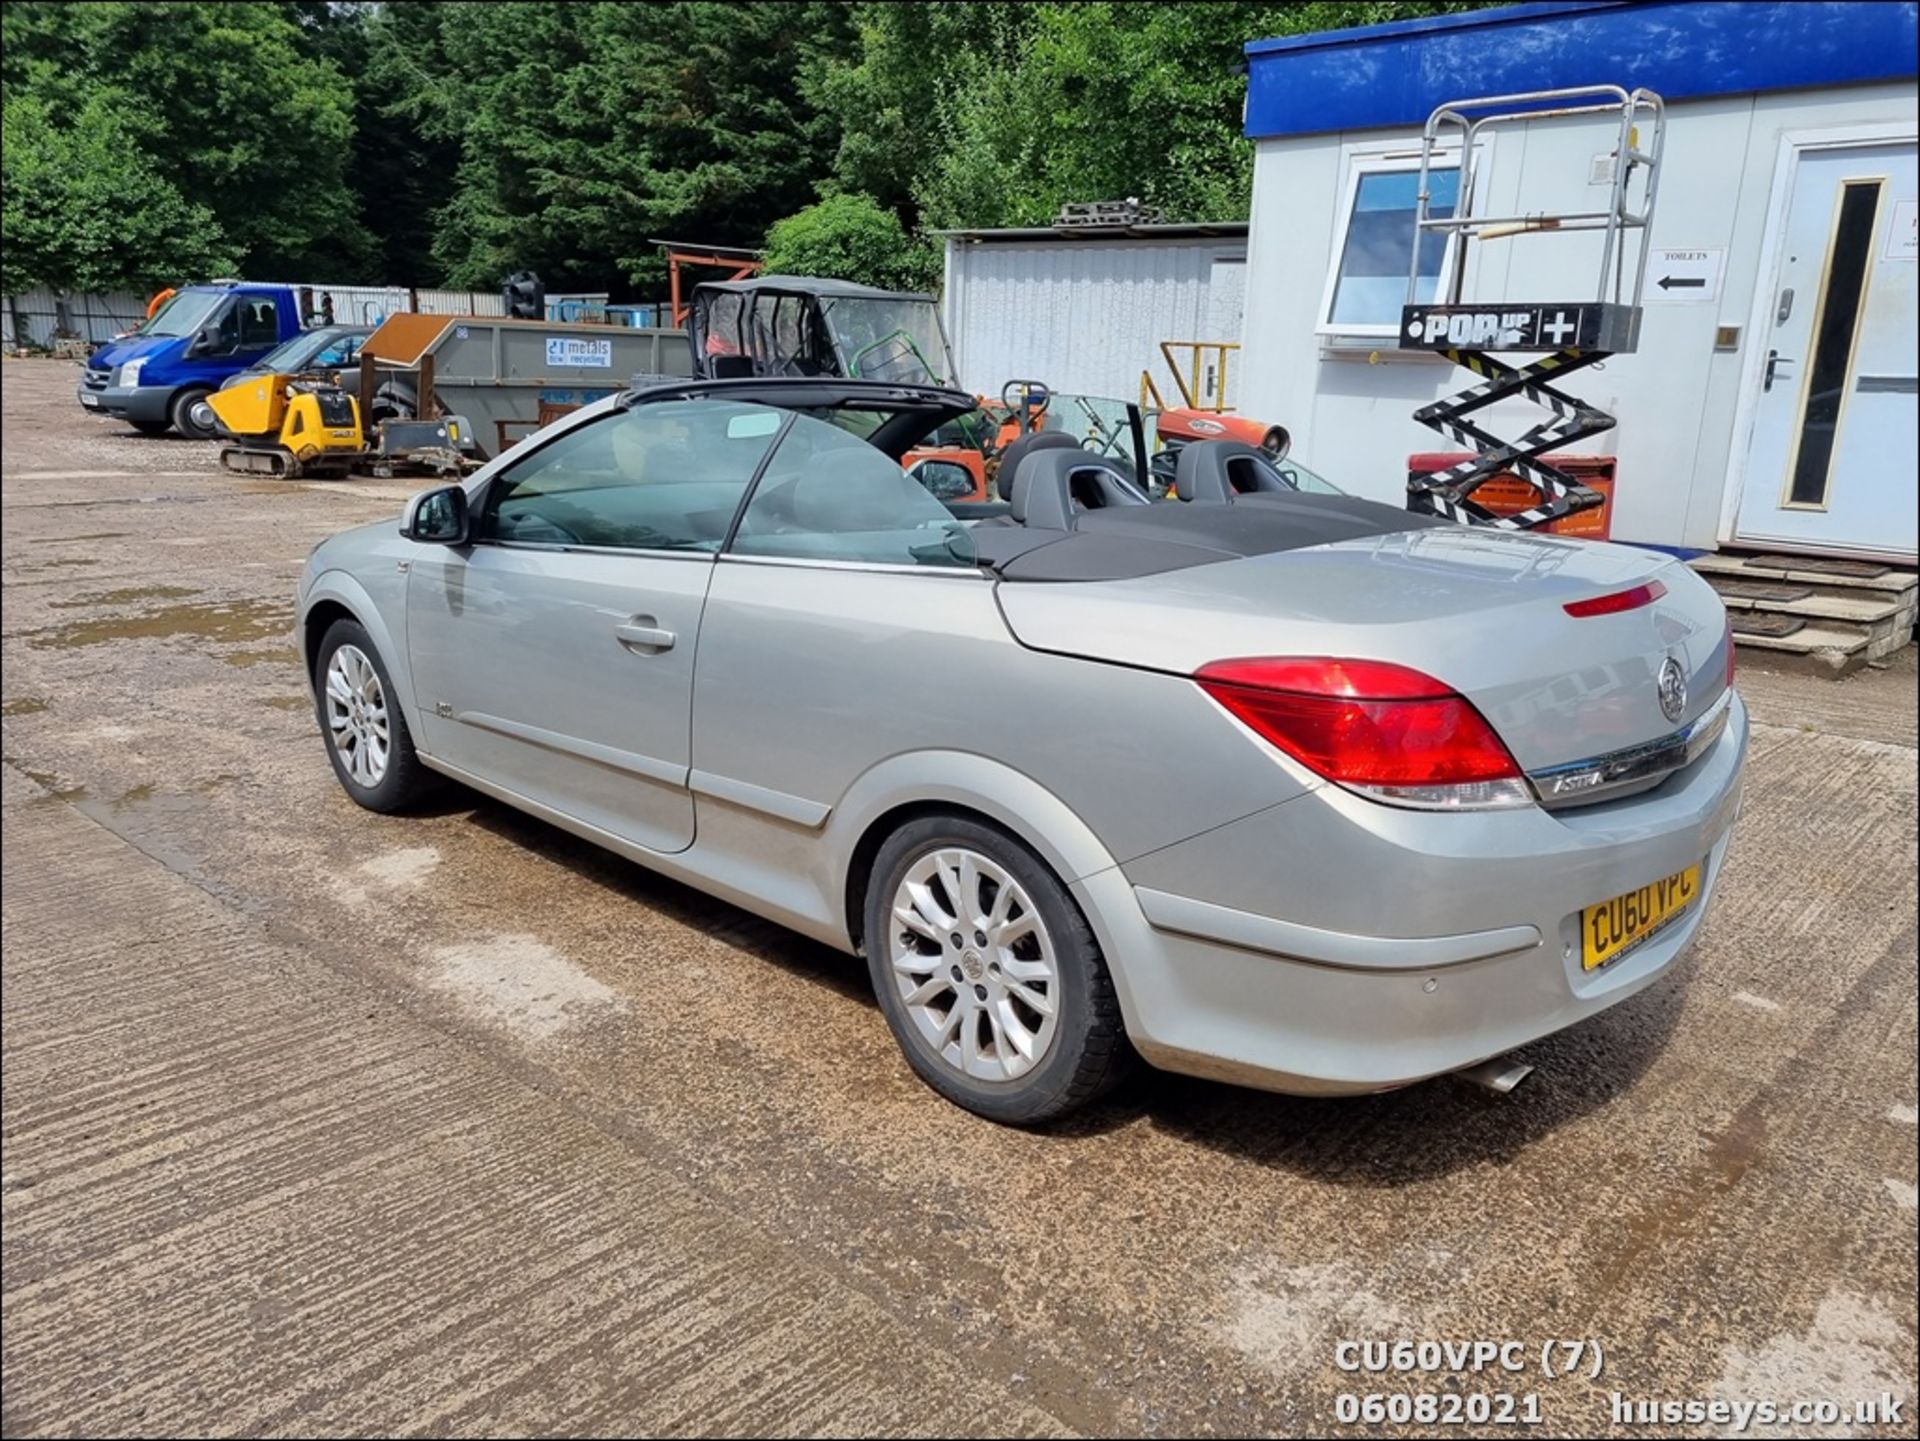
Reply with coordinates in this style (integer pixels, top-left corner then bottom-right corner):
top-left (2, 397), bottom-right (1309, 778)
top-left (401, 484), bottom-right (470, 544)
top-left (185, 326), bottom-right (216, 358)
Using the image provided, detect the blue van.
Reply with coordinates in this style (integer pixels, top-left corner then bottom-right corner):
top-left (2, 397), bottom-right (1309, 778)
top-left (79, 283), bottom-right (303, 438)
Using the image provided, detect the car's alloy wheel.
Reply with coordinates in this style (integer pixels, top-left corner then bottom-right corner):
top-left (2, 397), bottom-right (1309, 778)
top-left (889, 847), bottom-right (1060, 1082)
top-left (325, 643), bottom-right (390, 787)
top-left (865, 815), bottom-right (1132, 1124)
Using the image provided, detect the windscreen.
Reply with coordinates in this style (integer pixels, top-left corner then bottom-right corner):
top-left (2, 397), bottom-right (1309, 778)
top-left (824, 298), bottom-right (953, 385)
top-left (251, 328), bottom-right (360, 373)
top-left (138, 290), bottom-right (227, 339)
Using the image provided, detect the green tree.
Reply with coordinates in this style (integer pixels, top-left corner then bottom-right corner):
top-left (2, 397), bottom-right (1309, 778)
top-left (402, 1), bottom-right (856, 294)
top-left (816, 2), bottom-right (1037, 222)
top-left (1, 92), bottom-right (236, 294)
top-left (352, 0), bottom-right (464, 286)
top-left (761, 193), bottom-right (940, 291)
top-left (2, 1), bottom-right (372, 280)
top-left (891, 1), bottom-right (1482, 230)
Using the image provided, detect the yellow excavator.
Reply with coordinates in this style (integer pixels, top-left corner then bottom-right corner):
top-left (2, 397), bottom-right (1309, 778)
top-left (205, 371), bottom-right (365, 478)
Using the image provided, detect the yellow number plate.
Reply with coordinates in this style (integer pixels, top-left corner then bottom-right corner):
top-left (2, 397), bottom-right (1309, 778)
top-left (1581, 864), bottom-right (1702, 971)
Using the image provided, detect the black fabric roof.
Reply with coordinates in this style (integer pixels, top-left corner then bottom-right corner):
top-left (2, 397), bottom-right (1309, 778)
top-left (977, 493), bottom-right (1451, 582)
top-left (692, 275), bottom-right (933, 303)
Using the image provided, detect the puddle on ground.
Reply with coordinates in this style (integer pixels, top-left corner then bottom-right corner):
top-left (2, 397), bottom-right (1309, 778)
top-left (2, 698), bottom-right (49, 717)
top-left (27, 596), bottom-right (290, 652)
top-left (31, 558), bottom-right (99, 568)
top-left (49, 584), bottom-right (201, 610)
top-left (105, 774), bottom-right (239, 815)
top-left (258, 694), bottom-right (311, 710)
top-left (221, 646), bottom-right (299, 669)
top-left (33, 532), bottom-right (129, 545)
top-left (4, 758), bottom-right (87, 802)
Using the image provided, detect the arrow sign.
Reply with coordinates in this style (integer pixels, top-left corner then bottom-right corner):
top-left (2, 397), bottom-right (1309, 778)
top-left (1645, 247), bottom-right (1725, 304)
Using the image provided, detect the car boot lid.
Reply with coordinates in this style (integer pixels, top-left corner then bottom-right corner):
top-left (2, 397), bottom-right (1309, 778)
top-left (995, 527), bottom-right (1729, 774)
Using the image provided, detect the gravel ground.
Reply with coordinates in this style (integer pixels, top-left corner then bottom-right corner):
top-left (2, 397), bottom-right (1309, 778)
top-left (3, 357), bottom-right (1915, 1437)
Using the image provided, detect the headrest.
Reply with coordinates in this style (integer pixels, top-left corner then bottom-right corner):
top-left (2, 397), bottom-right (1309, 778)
top-left (1010, 450), bottom-right (1151, 529)
top-left (994, 428), bottom-right (1080, 500)
top-left (1174, 440), bottom-right (1295, 504)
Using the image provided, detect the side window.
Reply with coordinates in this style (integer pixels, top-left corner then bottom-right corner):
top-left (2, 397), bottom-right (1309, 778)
top-left (479, 399), bottom-right (784, 552)
top-left (732, 413), bottom-right (976, 569)
top-left (238, 298), bottom-right (282, 350)
top-left (1321, 161), bottom-right (1461, 334)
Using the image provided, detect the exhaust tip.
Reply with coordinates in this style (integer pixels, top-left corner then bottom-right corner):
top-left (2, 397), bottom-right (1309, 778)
top-left (1457, 1057), bottom-right (1535, 1094)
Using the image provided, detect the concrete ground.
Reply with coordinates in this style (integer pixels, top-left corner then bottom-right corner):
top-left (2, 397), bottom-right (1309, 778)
top-left (2, 356), bottom-right (1915, 1438)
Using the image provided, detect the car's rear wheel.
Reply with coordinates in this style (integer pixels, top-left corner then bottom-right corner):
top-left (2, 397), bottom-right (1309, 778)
top-left (865, 815), bottom-right (1132, 1124)
top-left (314, 619), bottom-right (436, 812)
top-left (169, 386), bottom-right (217, 440)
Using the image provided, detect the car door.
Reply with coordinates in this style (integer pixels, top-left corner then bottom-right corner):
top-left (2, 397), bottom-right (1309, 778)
top-left (177, 293), bottom-right (291, 391)
top-left (693, 410), bottom-right (995, 835)
top-left (405, 397), bottom-right (787, 854)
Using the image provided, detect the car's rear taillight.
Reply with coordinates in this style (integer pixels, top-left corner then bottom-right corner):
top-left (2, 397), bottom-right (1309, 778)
top-left (1195, 657), bottom-right (1533, 811)
top-left (1563, 579), bottom-right (1667, 618)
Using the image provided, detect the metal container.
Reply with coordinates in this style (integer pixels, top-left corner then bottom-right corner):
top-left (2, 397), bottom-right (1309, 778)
top-left (359, 314), bottom-right (694, 458)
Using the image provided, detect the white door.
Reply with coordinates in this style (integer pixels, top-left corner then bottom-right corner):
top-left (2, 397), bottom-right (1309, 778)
top-left (1735, 140), bottom-right (1918, 561)
top-left (1202, 255), bottom-right (1247, 410)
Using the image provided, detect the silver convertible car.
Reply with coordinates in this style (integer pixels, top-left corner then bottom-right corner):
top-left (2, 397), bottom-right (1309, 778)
top-left (297, 377), bottom-right (1747, 1122)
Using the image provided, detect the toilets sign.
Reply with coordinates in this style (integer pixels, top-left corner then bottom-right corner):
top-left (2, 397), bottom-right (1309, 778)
top-left (1644, 247), bottom-right (1726, 303)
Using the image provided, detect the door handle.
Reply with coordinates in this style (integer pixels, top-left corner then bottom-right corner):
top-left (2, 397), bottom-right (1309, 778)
top-left (1764, 350), bottom-right (1796, 392)
top-left (614, 618), bottom-right (675, 652)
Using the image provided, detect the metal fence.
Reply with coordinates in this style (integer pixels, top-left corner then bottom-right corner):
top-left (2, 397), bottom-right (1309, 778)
top-left (2, 281), bottom-right (509, 352)
top-left (2, 289), bottom-right (149, 349)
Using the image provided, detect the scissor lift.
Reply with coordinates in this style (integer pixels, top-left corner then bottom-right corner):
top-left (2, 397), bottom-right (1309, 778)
top-left (1398, 85), bottom-right (1665, 529)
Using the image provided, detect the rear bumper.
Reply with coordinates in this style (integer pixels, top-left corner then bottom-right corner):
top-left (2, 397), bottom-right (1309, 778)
top-left (78, 383), bottom-right (171, 424)
top-left (1078, 691), bottom-right (1748, 1095)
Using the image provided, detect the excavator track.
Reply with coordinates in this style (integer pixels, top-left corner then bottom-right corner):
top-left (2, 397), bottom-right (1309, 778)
top-left (219, 445), bottom-right (297, 479)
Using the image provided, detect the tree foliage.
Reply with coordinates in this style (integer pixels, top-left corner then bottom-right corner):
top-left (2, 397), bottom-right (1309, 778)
top-left (2, 92), bottom-right (237, 295)
top-left (370, 1), bottom-right (857, 292)
top-left (1, 1), bottom-right (372, 290)
top-left (762, 194), bottom-right (940, 292)
top-left (2, 1), bottom-right (1479, 299)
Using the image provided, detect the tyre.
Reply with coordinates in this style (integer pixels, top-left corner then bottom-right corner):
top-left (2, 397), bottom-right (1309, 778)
top-left (130, 419), bottom-right (171, 437)
top-left (169, 386), bottom-right (217, 440)
top-left (864, 814), bottom-right (1133, 1124)
top-left (313, 618), bottom-right (437, 813)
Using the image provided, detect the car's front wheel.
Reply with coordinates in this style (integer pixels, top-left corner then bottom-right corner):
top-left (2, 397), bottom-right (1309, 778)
top-left (313, 618), bottom-right (437, 812)
top-left (864, 814), bottom-right (1132, 1124)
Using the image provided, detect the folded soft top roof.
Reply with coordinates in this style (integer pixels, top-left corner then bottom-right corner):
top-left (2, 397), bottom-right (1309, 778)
top-left (973, 490), bottom-right (1451, 582)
